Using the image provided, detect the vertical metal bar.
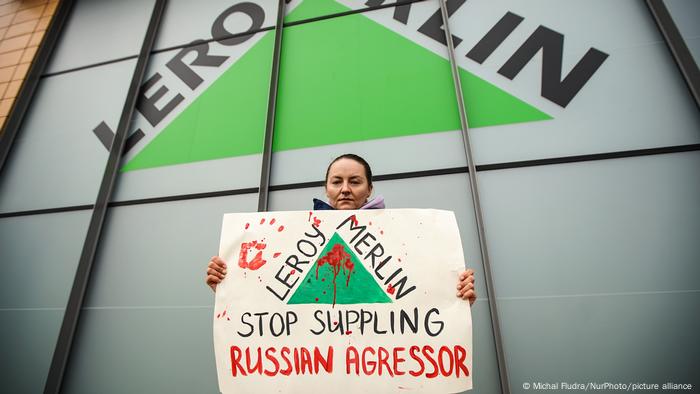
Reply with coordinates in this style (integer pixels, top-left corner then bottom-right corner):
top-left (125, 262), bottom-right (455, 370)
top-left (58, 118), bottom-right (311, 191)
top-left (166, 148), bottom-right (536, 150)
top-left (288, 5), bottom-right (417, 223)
top-left (0, 0), bottom-right (75, 176)
top-left (257, 0), bottom-right (286, 212)
top-left (437, 1), bottom-right (511, 393)
top-left (43, 1), bottom-right (167, 393)
top-left (645, 0), bottom-right (700, 109)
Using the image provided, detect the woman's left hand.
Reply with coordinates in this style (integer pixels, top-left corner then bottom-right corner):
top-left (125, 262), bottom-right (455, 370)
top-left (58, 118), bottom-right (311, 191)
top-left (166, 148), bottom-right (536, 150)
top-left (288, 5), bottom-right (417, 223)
top-left (457, 269), bottom-right (476, 306)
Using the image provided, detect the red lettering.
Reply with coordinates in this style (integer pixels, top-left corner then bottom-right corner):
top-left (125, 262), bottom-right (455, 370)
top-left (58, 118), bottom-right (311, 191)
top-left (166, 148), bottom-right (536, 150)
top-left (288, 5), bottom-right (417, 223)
top-left (455, 345), bottom-right (470, 377)
top-left (264, 347), bottom-right (280, 376)
top-left (314, 346), bottom-right (334, 373)
top-left (230, 346), bottom-right (247, 377)
top-left (346, 346), bottom-right (359, 375)
top-left (409, 346), bottom-right (425, 377)
top-left (245, 347), bottom-right (263, 374)
top-left (438, 346), bottom-right (454, 376)
top-left (393, 347), bottom-right (406, 376)
top-left (422, 346), bottom-right (439, 378)
top-left (362, 347), bottom-right (376, 375)
top-left (293, 347), bottom-right (301, 374)
top-left (300, 347), bottom-right (313, 374)
top-left (378, 346), bottom-right (394, 377)
top-left (279, 347), bottom-right (292, 375)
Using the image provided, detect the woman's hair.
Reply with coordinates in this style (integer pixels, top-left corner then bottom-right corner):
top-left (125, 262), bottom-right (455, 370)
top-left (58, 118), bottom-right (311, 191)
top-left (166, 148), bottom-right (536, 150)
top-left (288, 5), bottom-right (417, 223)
top-left (324, 153), bottom-right (373, 189)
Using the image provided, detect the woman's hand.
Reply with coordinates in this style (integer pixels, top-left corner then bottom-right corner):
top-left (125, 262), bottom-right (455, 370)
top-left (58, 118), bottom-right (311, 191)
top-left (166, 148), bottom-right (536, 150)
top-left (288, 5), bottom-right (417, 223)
top-left (457, 269), bottom-right (476, 306)
top-left (206, 256), bottom-right (227, 292)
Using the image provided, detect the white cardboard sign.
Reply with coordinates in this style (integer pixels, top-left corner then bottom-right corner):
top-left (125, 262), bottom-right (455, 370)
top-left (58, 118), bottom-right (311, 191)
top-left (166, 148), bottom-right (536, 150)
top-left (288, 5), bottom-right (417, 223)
top-left (214, 209), bottom-right (472, 393)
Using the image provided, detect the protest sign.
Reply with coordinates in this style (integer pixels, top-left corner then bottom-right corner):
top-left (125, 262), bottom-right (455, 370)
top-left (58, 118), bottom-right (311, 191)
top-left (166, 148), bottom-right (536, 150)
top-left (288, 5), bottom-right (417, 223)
top-left (214, 209), bottom-right (472, 393)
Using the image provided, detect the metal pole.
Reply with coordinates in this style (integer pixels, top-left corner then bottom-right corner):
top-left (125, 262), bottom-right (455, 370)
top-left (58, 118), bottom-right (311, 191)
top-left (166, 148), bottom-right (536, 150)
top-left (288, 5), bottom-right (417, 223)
top-left (257, 0), bottom-right (286, 212)
top-left (43, 1), bottom-right (167, 392)
top-left (438, 1), bottom-right (511, 393)
top-left (645, 0), bottom-right (700, 109)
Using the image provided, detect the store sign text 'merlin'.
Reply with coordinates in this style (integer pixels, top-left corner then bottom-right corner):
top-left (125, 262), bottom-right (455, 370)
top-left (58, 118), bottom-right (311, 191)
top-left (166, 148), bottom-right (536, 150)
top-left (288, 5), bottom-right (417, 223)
top-left (93, 1), bottom-right (608, 155)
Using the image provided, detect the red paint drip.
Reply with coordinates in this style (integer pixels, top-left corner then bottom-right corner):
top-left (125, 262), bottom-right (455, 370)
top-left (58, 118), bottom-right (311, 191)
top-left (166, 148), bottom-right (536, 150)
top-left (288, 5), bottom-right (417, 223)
top-left (226, 317), bottom-right (230, 321)
top-left (346, 330), bottom-right (353, 335)
top-left (216, 313), bottom-right (220, 318)
top-left (350, 215), bottom-right (358, 227)
top-left (369, 221), bottom-right (372, 226)
top-left (244, 223), bottom-right (249, 230)
top-left (315, 244), bottom-right (354, 307)
top-left (398, 258), bottom-right (402, 262)
top-left (222, 310), bottom-right (226, 317)
top-left (290, 269), bottom-right (296, 275)
top-left (380, 230), bottom-right (384, 235)
top-left (308, 211), bottom-right (313, 221)
top-left (260, 218), bottom-right (265, 225)
top-left (312, 217), bottom-right (321, 227)
top-left (273, 252), bottom-right (281, 258)
top-left (333, 321), bottom-right (338, 325)
top-left (238, 240), bottom-right (267, 270)
top-left (387, 284), bottom-right (396, 295)
top-left (277, 225), bottom-right (284, 232)
top-left (270, 218), bottom-right (276, 225)
top-left (315, 298), bottom-right (319, 302)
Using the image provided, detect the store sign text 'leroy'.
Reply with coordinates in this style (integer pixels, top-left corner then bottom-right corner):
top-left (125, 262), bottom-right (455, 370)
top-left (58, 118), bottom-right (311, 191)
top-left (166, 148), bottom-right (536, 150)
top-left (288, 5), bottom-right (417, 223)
top-left (92, 0), bottom-right (608, 156)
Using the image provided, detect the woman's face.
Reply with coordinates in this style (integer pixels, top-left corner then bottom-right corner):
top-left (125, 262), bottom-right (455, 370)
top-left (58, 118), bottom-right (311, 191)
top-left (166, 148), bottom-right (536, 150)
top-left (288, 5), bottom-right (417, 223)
top-left (325, 158), bottom-right (372, 210)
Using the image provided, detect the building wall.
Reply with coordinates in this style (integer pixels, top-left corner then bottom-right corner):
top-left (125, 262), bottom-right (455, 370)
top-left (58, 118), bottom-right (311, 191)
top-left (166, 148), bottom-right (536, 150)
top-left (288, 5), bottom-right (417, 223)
top-left (0, 0), bottom-right (58, 133)
top-left (0, 0), bottom-right (698, 393)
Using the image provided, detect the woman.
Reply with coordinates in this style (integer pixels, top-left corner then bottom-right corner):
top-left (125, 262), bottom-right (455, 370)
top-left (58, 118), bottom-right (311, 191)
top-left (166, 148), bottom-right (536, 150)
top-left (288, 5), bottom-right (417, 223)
top-left (206, 154), bottom-right (477, 305)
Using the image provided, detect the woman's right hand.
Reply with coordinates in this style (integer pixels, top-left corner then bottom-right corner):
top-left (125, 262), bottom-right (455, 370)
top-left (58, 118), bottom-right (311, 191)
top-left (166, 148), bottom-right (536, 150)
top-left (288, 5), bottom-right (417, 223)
top-left (206, 256), bottom-right (227, 292)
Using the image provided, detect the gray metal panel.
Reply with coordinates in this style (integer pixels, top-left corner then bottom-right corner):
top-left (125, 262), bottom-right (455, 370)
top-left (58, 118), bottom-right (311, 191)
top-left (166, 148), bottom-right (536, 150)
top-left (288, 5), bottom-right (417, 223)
top-left (46, 0), bottom-right (154, 74)
top-left (0, 60), bottom-right (136, 214)
top-left (498, 292), bottom-right (700, 393)
top-left (0, 211), bottom-right (90, 309)
top-left (478, 151), bottom-right (700, 390)
top-left (82, 194), bottom-right (257, 308)
top-left (154, 0), bottom-right (279, 51)
top-left (0, 210), bottom-right (90, 393)
top-left (60, 194), bottom-right (257, 393)
top-left (448, 0), bottom-right (700, 165)
top-left (0, 309), bottom-right (66, 393)
top-left (664, 0), bottom-right (700, 62)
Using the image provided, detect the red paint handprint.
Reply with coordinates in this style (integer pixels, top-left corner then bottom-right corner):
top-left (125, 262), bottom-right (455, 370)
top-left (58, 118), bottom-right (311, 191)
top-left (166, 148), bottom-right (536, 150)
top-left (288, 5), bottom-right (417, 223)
top-left (238, 216), bottom-right (285, 271)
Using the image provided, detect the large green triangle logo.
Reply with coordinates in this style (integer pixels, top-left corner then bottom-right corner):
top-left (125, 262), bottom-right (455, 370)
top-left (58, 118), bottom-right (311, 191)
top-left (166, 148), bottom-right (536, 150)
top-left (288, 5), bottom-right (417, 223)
top-left (288, 232), bottom-right (392, 306)
top-left (122, 0), bottom-right (551, 172)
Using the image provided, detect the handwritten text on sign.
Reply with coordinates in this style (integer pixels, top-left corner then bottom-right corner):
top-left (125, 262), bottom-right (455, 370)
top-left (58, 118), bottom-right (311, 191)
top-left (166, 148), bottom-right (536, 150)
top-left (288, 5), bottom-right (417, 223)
top-left (214, 209), bottom-right (472, 393)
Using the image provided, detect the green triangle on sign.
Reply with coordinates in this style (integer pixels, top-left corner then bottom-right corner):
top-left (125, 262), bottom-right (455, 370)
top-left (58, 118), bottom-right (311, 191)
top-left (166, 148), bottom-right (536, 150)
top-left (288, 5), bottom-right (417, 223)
top-left (120, 32), bottom-right (275, 172)
top-left (122, 0), bottom-right (551, 172)
top-left (288, 232), bottom-right (392, 306)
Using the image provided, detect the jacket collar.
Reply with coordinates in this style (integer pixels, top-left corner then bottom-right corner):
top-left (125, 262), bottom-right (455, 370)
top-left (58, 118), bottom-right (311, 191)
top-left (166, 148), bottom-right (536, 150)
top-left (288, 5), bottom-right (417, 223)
top-left (312, 196), bottom-right (385, 210)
